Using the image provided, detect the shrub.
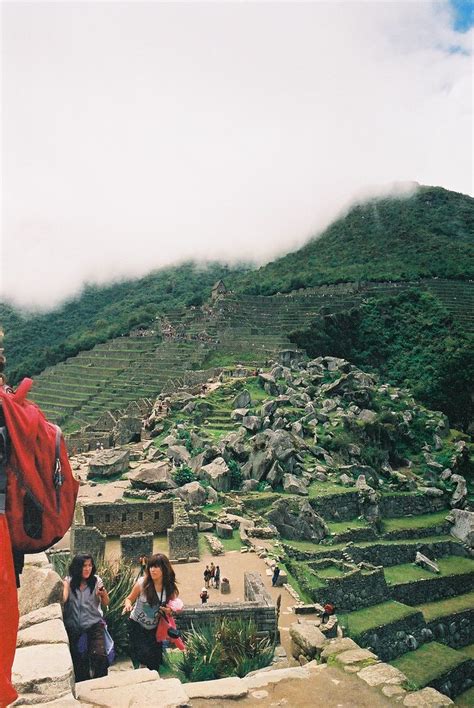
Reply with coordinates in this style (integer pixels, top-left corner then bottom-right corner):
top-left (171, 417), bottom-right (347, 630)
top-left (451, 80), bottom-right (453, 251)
top-left (172, 465), bottom-right (196, 487)
top-left (228, 459), bottom-right (243, 490)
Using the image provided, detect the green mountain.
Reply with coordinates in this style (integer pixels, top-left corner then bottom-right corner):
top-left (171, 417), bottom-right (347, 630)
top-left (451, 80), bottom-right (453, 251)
top-left (233, 186), bottom-right (474, 295)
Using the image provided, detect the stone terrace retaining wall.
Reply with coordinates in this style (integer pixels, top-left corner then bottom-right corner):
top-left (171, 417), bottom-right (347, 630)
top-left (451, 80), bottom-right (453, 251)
top-left (429, 658), bottom-right (474, 700)
top-left (349, 611), bottom-right (427, 661)
top-left (390, 572), bottom-right (474, 605)
top-left (309, 492), bottom-right (359, 522)
top-left (80, 499), bottom-right (174, 535)
top-left (305, 562), bottom-right (388, 612)
top-left (348, 540), bottom-right (466, 568)
top-left (429, 608), bottom-right (474, 649)
top-left (379, 494), bottom-right (447, 518)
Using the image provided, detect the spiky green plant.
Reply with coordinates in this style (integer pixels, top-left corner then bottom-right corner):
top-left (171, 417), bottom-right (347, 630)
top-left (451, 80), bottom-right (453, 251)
top-left (175, 618), bottom-right (274, 682)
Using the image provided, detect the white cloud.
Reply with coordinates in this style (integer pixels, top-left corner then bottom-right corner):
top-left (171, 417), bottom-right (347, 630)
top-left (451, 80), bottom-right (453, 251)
top-left (1, 1), bottom-right (472, 309)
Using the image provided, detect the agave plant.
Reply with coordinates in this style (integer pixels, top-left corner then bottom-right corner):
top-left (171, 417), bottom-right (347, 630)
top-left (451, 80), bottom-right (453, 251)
top-left (175, 618), bottom-right (274, 682)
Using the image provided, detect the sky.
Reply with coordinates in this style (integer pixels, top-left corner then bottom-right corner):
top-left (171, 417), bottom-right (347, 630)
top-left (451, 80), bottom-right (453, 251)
top-left (1, 0), bottom-right (473, 310)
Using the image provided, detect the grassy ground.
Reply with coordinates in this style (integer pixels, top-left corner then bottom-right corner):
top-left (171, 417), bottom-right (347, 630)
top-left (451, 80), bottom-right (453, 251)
top-left (384, 555), bottom-right (474, 585)
top-left (382, 510), bottom-right (450, 532)
top-left (198, 530), bottom-right (243, 554)
top-left (415, 591), bottom-right (474, 622)
top-left (456, 686), bottom-right (474, 708)
top-left (307, 482), bottom-right (355, 498)
top-left (391, 642), bottom-right (466, 688)
top-left (327, 519), bottom-right (369, 534)
top-left (280, 561), bottom-right (314, 604)
top-left (461, 644), bottom-right (474, 660)
top-left (315, 566), bottom-right (347, 579)
top-left (339, 601), bottom-right (419, 639)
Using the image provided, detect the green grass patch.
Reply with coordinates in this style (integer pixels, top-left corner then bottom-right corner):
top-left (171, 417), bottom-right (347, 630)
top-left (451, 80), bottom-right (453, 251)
top-left (308, 482), bottom-right (355, 498)
top-left (456, 686), bottom-right (474, 708)
top-left (198, 530), bottom-right (242, 554)
top-left (391, 642), bottom-right (466, 688)
top-left (382, 510), bottom-right (450, 532)
top-left (460, 644), bottom-right (474, 660)
top-left (283, 539), bottom-right (345, 553)
top-left (339, 601), bottom-right (419, 639)
top-left (385, 555), bottom-right (474, 585)
top-left (415, 591), bottom-right (474, 622)
top-left (280, 562), bottom-right (313, 604)
top-left (315, 565), bottom-right (347, 579)
top-left (327, 519), bottom-right (369, 534)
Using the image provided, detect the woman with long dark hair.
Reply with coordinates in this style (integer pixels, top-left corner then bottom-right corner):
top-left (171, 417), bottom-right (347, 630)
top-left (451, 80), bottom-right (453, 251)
top-left (63, 553), bottom-right (109, 682)
top-left (123, 553), bottom-right (180, 670)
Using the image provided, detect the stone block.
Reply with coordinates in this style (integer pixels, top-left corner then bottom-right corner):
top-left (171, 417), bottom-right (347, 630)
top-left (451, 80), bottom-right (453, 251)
top-left (88, 448), bottom-right (130, 478)
top-left (13, 644), bottom-right (74, 698)
top-left (335, 648), bottom-right (378, 665)
top-left (185, 676), bottom-right (247, 699)
top-left (17, 619), bottom-right (69, 648)
top-left (244, 666), bottom-right (310, 689)
top-left (18, 603), bottom-right (63, 631)
top-left (75, 671), bottom-right (189, 707)
top-left (289, 622), bottom-right (327, 660)
top-left (18, 566), bottom-right (63, 616)
top-left (357, 662), bottom-right (406, 686)
top-left (216, 522), bottom-right (233, 539)
top-left (403, 687), bottom-right (454, 706)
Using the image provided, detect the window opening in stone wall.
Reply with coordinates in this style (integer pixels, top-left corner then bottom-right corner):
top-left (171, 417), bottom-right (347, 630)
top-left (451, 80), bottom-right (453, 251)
top-left (86, 515), bottom-right (94, 525)
top-left (138, 512), bottom-right (143, 521)
top-left (154, 511), bottom-right (159, 519)
top-left (105, 513), bottom-right (110, 522)
top-left (122, 512), bottom-right (127, 521)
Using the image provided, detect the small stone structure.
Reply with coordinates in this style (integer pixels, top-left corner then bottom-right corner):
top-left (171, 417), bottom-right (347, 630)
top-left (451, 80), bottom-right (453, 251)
top-left (70, 524), bottom-right (106, 560)
top-left (79, 499), bottom-right (174, 535)
top-left (121, 532), bottom-right (153, 561)
top-left (177, 572), bottom-right (276, 640)
top-left (167, 502), bottom-right (199, 562)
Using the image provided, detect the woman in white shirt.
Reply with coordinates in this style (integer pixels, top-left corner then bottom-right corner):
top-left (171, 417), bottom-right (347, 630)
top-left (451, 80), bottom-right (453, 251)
top-left (123, 553), bottom-right (179, 670)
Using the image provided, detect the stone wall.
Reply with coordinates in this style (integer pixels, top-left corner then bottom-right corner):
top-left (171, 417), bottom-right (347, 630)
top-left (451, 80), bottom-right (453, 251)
top-left (282, 539), bottom-right (466, 567)
top-left (390, 572), bottom-right (474, 606)
top-left (309, 492), bottom-right (359, 522)
top-left (429, 658), bottom-right (474, 700)
top-left (177, 571), bottom-right (277, 641)
top-left (379, 494), bottom-right (447, 518)
top-left (428, 608), bottom-right (474, 649)
top-left (70, 525), bottom-right (106, 560)
top-left (168, 524), bottom-right (199, 562)
top-left (351, 610), bottom-right (427, 661)
top-left (120, 532), bottom-right (153, 561)
top-left (79, 499), bottom-right (174, 535)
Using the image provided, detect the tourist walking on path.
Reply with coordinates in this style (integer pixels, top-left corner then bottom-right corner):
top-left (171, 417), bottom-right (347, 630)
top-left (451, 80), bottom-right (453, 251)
top-left (272, 565), bottom-right (280, 587)
top-left (209, 562), bottom-right (216, 588)
top-left (123, 553), bottom-right (180, 671)
top-left (203, 565), bottom-right (211, 588)
top-left (63, 554), bottom-right (110, 683)
top-left (214, 565), bottom-right (221, 590)
top-left (200, 587), bottom-right (209, 604)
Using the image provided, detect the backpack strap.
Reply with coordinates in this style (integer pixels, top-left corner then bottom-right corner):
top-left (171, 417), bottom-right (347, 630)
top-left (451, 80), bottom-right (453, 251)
top-left (0, 425), bottom-right (9, 514)
top-left (53, 426), bottom-right (64, 513)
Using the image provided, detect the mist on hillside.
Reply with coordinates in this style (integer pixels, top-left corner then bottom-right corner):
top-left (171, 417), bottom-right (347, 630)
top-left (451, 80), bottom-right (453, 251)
top-left (1, 2), bottom-right (472, 310)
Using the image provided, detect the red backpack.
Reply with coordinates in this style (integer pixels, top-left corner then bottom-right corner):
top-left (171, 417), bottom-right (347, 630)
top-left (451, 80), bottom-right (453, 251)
top-left (0, 378), bottom-right (79, 553)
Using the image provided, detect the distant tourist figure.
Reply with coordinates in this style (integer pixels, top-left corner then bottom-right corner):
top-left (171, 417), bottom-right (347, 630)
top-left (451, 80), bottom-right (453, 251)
top-left (200, 587), bottom-right (209, 604)
top-left (137, 555), bottom-right (148, 578)
top-left (123, 553), bottom-right (180, 671)
top-left (203, 565), bottom-right (211, 588)
top-left (272, 565), bottom-right (280, 587)
top-left (209, 562), bottom-right (216, 588)
top-left (322, 602), bottom-right (336, 624)
top-left (63, 554), bottom-right (110, 682)
top-left (214, 565), bottom-right (221, 590)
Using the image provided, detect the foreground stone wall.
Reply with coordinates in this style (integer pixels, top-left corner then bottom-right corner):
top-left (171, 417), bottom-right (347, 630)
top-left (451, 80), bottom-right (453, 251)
top-left (80, 499), bottom-right (174, 535)
top-left (379, 494), bottom-right (447, 518)
top-left (350, 610), bottom-right (428, 661)
top-left (428, 608), bottom-right (474, 649)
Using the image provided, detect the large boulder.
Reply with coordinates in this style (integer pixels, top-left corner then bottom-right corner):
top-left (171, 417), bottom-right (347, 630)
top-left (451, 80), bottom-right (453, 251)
top-left (88, 448), bottom-right (130, 478)
top-left (233, 389), bottom-right (251, 409)
top-left (290, 622), bottom-right (326, 660)
top-left (176, 481), bottom-right (208, 507)
top-left (282, 474), bottom-right (308, 496)
top-left (450, 474), bottom-right (467, 509)
top-left (267, 498), bottom-right (329, 542)
top-left (19, 566), bottom-right (63, 616)
top-left (200, 457), bottom-right (231, 492)
top-left (128, 461), bottom-right (176, 491)
top-left (449, 509), bottom-right (474, 548)
top-left (166, 445), bottom-right (191, 466)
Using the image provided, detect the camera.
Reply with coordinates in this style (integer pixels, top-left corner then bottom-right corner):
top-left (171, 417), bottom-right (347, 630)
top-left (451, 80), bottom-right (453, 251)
top-left (167, 627), bottom-right (181, 639)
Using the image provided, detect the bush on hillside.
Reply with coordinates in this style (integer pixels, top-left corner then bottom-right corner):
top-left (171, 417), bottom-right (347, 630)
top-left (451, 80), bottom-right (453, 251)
top-left (172, 465), bottom-right (196, 487)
